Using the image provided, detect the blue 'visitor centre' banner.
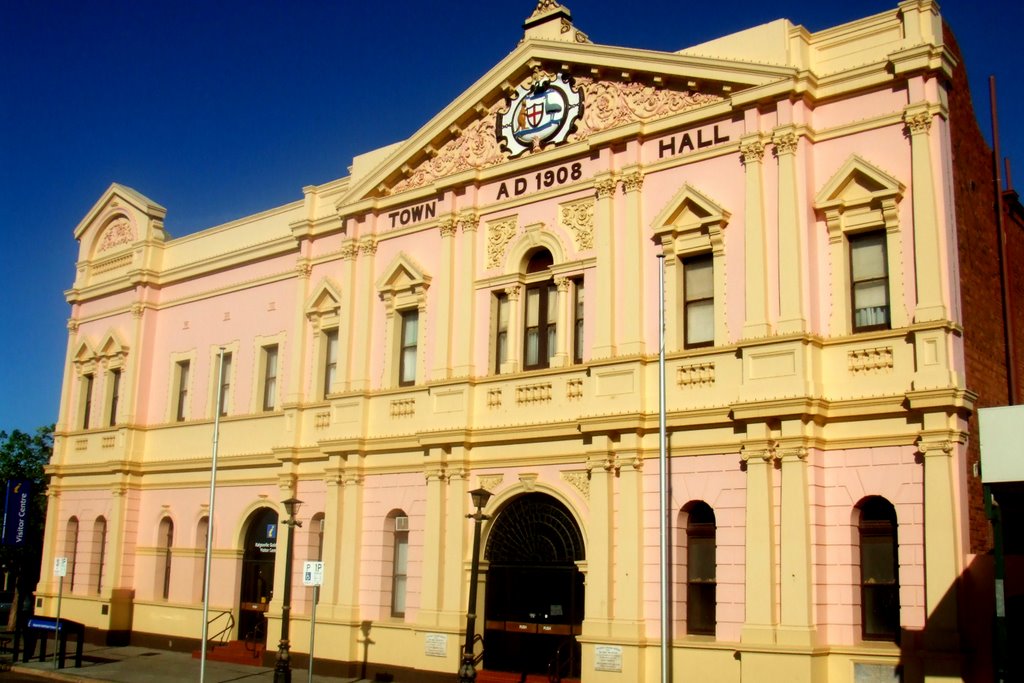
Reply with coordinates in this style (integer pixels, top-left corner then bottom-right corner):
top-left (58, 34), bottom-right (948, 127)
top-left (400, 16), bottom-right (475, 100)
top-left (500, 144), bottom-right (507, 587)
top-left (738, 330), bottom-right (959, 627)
top-left (1, 479), bottom-right (32, 546)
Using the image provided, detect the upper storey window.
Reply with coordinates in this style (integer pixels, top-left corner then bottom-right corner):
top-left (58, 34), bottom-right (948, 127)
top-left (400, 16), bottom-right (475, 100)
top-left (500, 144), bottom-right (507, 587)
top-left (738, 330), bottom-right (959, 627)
top-left (849, 231), bottom-right (890, 332)
top-left (524, 250), bottom-right (557, 370)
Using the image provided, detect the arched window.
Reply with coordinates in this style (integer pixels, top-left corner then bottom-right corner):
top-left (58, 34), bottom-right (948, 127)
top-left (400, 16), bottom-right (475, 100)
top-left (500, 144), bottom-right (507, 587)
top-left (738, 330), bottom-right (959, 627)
top-left (384, 510), bottom-right (410, 618)
top-left (523, 250), bottom-right (557, 370)
top-left (685, 502), bottom-right (716, 635)
top-left (158, 517), bottom-right (174, 600)
top-left (93, 516), bottom-right (107, 594)
top-left (858, 496), bottom-right (900, 641)
top-left (65, 517), bottom-right (79, 592)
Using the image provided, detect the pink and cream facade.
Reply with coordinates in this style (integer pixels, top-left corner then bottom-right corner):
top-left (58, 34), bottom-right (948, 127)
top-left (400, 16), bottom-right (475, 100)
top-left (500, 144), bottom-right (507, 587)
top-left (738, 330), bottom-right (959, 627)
top-left (41, 2), bottom-right (995, 681)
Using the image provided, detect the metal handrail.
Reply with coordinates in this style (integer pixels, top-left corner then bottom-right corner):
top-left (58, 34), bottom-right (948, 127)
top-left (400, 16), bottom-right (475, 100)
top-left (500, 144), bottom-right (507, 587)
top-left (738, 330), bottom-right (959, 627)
top-left (471, 633), bottom-right (485, 666)
top-left (547, 637), bottom-right (576, 683)
top-left (205, 610), bottom-right (234, 651)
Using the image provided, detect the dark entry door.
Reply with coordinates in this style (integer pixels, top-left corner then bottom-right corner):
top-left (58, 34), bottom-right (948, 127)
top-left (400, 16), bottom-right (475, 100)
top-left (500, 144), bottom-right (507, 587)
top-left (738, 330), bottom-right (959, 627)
top-left (482, 494), bottom-right (585, 678)
top-left (238, 507), bottom-right (278, 642)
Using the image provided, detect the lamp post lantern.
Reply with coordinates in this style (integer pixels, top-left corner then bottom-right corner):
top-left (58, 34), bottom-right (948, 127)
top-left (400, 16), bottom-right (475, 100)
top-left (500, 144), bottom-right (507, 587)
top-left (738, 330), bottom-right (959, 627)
top-left (273, 497), bottom-right (303, 683)
top-left (458, 487), bottom-right (492, 683)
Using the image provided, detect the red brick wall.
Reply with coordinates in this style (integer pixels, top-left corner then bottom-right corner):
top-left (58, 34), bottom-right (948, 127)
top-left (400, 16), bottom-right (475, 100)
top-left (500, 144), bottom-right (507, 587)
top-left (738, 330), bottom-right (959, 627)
top-left (945, 26), bottom-right (1024, 552)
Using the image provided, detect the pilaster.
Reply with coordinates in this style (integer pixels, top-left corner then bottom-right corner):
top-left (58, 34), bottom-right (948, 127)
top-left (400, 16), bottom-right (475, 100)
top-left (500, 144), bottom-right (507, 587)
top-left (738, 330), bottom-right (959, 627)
top-left (612, 443), bottom-right (644, 638)
top-left (551, 277), bottom-right (572, 367)
top-left (348, 238), bottom-right (377, 391)
top-left (417, 454), bottom-right (447, 625)
top-left (336, 458), bottom-right (364, 622)
top-left (740, 135), bottom-right (771, 339)
top-left (452, 212), bottom-right (478, 377)
top-left (440, 463), bottom-right (469, 628)
top-left (581, 439), bottom-right (614, 638)
top-left (741, 441), bottom-right (777, 644)
top-left (318, 462), bottom-right (343, 609)
top-left (431, 218), bottom-right (456, 381)
top-left (773, 128), bottom-right (806, 334)
top-left (777, 445), bottom-right (815, 646)
top-left (904, 104), bottom-right (947, 323)
top-left (619, 168), bottom-right (645, 355)
top-left (592, 173), bottom-right (617, 358)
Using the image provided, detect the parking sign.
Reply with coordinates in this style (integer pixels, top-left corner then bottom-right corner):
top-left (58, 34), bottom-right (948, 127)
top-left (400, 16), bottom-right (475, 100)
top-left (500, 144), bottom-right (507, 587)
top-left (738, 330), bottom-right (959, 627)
top-left (302, 561), bottom-right (324, 586)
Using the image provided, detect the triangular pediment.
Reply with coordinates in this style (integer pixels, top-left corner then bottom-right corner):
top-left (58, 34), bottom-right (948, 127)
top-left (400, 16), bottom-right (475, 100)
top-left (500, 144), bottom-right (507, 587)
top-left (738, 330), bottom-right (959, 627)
top-left (652, 184), bottom-right (730, 236)
top-left (815, 155), bottom-right (904, 211)
top-left (98, 331), bottom-right (128, 359)
top-left (73, 339), bottom-right (96, 365)
top-left (338, 20), bottom-right (792, 209)
top-left (376, 254), bottom-right (430, 295)
top-left (305, 279), bottom-right (342, 318)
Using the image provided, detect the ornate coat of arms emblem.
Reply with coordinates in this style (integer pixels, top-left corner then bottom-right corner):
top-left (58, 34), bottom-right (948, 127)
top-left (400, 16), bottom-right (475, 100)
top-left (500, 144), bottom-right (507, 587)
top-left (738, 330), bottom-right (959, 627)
top-left (498, 70), bottom-right (583, 158)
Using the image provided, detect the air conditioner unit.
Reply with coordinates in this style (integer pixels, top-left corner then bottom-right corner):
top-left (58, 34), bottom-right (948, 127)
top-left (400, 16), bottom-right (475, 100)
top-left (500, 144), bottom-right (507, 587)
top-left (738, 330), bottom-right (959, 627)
top-left (395, 516), bottom-right (409, 531)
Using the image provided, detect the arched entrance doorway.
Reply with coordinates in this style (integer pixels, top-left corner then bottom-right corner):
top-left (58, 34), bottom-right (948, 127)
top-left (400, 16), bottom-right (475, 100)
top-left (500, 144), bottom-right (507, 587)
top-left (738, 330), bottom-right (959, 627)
top-left (238, 507), bottom-right (278, 643)
top-left (483, 493), bottom-right (585, 679)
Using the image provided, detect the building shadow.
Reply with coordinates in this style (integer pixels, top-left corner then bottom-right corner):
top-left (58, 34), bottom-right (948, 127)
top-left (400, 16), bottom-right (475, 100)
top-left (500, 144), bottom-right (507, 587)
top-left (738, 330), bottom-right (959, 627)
top-left (358, 620), bottom-right (375, 680)
top-left (897, 551), bottom-right (1021, 682)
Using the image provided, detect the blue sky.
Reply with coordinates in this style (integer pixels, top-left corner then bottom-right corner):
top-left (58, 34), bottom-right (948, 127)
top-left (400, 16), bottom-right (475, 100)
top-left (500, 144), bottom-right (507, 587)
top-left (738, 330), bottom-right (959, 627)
top-left (1, 0), bottom-right (1021, 433)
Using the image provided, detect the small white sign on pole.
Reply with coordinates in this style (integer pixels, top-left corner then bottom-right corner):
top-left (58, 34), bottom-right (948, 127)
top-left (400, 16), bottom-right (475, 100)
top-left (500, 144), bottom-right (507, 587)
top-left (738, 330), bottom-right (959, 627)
top-left (303, 561), bottom-right (324, 586)
top-left (54, 557), bottom-right (68, 577)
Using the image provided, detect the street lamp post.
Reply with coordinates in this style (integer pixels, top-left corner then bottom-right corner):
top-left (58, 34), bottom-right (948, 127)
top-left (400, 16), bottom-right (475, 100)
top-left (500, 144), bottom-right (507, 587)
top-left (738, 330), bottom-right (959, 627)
top-left (274, 497), bottom-right (303, 683)
top-left (458, 487), bottom-right (492, 683)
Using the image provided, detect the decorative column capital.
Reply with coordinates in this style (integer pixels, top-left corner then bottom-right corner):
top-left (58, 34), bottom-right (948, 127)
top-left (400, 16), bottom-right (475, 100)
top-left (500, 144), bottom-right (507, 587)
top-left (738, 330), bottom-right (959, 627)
top-left (620, 170), bottom-right (644, 194)
top-left (358, 238), bottom-right (378, 256)
top-left (594, 177), bottom-right (618, 199)
top-left (903, 108), bottom-right (933, 135)
top-left (340, 242), bottom-right (359, 261)
top-left (295, 261), bottom-right (313, 278)
top-left (504, 284), bottom-right (521, 301)
top-left (740, 442), bottom-right (776, 463)
top-left (67, 319), bottom-right (80, 333)
top-left (772, 132), bottom-right (800, 156)
top-left (739, 136), bottom-right (767, 165)
top-left (555, 276), bottom-right (571, 292)
top-left (457, 211), bottom-right (479, 233)
top-left (438, 217), bottom-right (457, 238)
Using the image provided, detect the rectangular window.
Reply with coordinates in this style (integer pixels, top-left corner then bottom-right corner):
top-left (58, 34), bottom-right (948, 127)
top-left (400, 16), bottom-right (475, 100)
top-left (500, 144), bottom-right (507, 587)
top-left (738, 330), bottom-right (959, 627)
top-left (524, 281), bottom-right (557, 370)
top-left (107, 369), bottom-right (121, 427)
top-left (494, 292), bottom-right (509, 373)
top-left (850, 231), bottom-right (890, 332)
top-left (262, 345), bottom-right (279, 412)
top-left (217, 352), bottom-right (232, 416)
top-left (391, 530), bottom-right (409, 617)
top-left (398, 310), bottom-right (418, 386)
top-left (81, 373), bottom-right (94, 429)
top-left (175, 361), bottom-right (190, 422)
top-left (322, 329), bottom-right (338, 399)
top-left (683, 254), bottom-right (714, 348)
top-left (573, 278), bottom-right (584, 364)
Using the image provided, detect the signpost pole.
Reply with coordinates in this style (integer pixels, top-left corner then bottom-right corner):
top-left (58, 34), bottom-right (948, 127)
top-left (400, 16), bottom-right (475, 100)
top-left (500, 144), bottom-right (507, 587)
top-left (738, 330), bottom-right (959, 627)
top-left (302, 561), bottom-right (322, 683)
top-left (54, 571), bottom-right (64, 670)
top-left (307, 584), bottom-right (318, 683)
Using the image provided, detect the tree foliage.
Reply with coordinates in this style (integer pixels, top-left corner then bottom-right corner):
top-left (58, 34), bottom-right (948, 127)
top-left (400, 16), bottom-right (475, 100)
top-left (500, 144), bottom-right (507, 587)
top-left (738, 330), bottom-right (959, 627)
top-left (1, 424), bottom-right (53, 612)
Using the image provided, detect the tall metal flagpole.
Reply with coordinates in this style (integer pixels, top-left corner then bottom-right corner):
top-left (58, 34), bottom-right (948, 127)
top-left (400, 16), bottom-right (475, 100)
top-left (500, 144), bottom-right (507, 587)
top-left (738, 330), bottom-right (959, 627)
top-left (200, 348), bottom-right (226, 683)
top-left (658, 254), bottom-right (671, 682)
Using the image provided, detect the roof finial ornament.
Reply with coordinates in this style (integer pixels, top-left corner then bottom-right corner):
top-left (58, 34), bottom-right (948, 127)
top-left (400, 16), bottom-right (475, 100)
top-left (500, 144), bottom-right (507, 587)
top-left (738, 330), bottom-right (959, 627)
top-left (522, 1), bottom-right (589, 43)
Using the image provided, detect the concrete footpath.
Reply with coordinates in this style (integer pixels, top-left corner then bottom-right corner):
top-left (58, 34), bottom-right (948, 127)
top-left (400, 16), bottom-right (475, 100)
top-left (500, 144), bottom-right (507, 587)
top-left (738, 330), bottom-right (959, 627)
top-left (1, 642), bottom-right (398, 682)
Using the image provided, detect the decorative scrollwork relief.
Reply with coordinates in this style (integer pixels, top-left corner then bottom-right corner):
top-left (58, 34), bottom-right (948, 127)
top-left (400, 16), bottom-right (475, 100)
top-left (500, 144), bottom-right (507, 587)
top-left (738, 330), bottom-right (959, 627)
top-left (558, 197), bottom-right (594, 250)
top-left (97, 216), bottom-right (135, 253)
top-left (567, 79), bottom-right (723, 141)
top-left (390, 101), bottom-right (507, 195)
top-left (478, 474), bottom-right (504, 492)
top-left (561, 470), bottom-right (590, 499)
top-left (487, 216), bottom-right (518, 268)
